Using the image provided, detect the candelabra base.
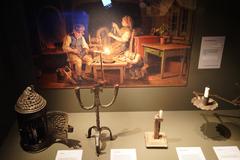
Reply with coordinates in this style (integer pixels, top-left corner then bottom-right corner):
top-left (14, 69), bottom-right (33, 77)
top-left (87, 125), bottom-right (113, 140)
top-left (87, 125), bottom-right (114, 156)
top-left (144, 132), bottom-right (168, 148)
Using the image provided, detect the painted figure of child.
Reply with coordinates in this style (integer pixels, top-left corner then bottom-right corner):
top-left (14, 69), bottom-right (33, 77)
top-left (123, 51), bottom-right (144, 80)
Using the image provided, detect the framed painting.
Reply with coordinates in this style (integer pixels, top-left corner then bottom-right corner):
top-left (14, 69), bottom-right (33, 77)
top-left (28, 0), bottom-right (196, 88)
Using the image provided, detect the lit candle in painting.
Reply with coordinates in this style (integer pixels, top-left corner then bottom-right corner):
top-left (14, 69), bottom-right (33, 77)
top-left (102, 47), bottom-right (113, 63)
top-left (103, 47), bottom-right (111, 55)
top-left (204, 87), bottom-right (210, 98)
top-left (159, 110), bottom-right (163, 119)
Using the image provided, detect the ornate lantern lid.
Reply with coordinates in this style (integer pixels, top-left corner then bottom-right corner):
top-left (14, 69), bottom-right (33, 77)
top-left (15, 86), bottom-right (47, 114)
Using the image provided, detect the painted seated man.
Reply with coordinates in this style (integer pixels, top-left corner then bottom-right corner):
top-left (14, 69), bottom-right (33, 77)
top-left (62, 24), bottom-right (93, 81)
top-left (108, 16), bottom-right (133, 56)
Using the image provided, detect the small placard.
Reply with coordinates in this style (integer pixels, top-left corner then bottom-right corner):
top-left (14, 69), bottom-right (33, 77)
top-left (198, 36), bottom-right (225, 69)
top-left (55, 149), bottom-right (83, 160)
top-left (111, 149), bottom-right (137, 160)
top-left (213, 146), bottom-right (240, 160)
top-left (176, 147), bottom-right (206, 160)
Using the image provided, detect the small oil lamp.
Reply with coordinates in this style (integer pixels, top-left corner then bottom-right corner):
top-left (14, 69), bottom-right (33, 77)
top-left (15, 85), bottom-right (49, 152)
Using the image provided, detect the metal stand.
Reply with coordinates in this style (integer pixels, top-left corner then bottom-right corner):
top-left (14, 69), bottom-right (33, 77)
top-left (192, 91), bottom-right (240, 118)
top-left (193, 91), bottom-right (240, 107)
top-left (75, 83), bottom-right (119, 156)
top-left (192, 90), bottom-right (240, 139)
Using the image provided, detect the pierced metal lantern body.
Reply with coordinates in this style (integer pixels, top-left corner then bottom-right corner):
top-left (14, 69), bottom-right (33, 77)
top-left (15, 86), bottom-right (49, 152)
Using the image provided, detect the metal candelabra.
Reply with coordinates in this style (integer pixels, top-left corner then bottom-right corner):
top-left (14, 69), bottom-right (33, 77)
top-left (75, 83), bottom-right (119, 156)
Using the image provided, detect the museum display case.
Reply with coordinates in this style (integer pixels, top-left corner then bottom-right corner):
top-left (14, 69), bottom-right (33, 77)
top-left (1, 0), bottom-right (240, 160)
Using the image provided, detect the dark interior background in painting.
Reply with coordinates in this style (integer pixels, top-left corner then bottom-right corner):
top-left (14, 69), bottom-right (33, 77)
top-left (22, 1), bottom-right (141, 55)
top-left (76, 2), bottom-right (141, 35)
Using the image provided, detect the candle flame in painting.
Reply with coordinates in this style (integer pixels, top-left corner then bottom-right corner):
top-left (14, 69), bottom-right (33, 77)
top-left (103, 47), bottom-right (111, 55)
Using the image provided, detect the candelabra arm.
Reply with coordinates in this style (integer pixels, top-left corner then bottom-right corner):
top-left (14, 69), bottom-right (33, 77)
top-left (101, 84), bottom-right (119, 108)
top-left (74, 87), bottom-right (95, 110)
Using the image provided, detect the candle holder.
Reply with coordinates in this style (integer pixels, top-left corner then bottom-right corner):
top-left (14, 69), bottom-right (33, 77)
top-left (75, 83), bottom-right (119, 156)
top-left (202, 96), bottom-right (209, 106)
top-left (144, 110), bottom-right (168, 148)
top-left (191, 91), bottom-right (218, 111)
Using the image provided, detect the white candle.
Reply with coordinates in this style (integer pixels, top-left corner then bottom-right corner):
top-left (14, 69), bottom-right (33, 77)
top-left (159, 110), bottom-right (163, 119)
top-left (88, 34), bottom-right (91, 44)
top-left (204, 87), bottom-right (210, 98)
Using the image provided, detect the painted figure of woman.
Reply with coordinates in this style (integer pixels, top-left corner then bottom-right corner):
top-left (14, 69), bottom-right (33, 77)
top-left (108, 16), bottom-right (133, 56)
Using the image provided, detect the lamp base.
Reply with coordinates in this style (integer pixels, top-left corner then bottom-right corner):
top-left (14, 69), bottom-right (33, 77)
top-left (144, 132), bottom-right (168, 148)
top-left (202, 97), bottom-right (209, 105)
top-left (191, 96), bottom-right (218, 110)
top-left (103, 59), bottom-right (115, 63)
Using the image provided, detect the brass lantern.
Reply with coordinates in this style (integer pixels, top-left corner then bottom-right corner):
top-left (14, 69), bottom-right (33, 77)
top-left (15, 86), bottom-right (49, 152)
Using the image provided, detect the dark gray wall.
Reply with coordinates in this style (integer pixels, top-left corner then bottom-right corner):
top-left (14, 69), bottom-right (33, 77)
top-left (1, 0), bottom-right (36, 144)
top-left (41, 0), bottom-right (240, 112)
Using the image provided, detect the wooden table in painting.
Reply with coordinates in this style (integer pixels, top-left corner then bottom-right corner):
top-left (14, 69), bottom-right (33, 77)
top-left (91, 61), bottom-right (127, 84)
top-left (142, 43), bottom-right (191, 79)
